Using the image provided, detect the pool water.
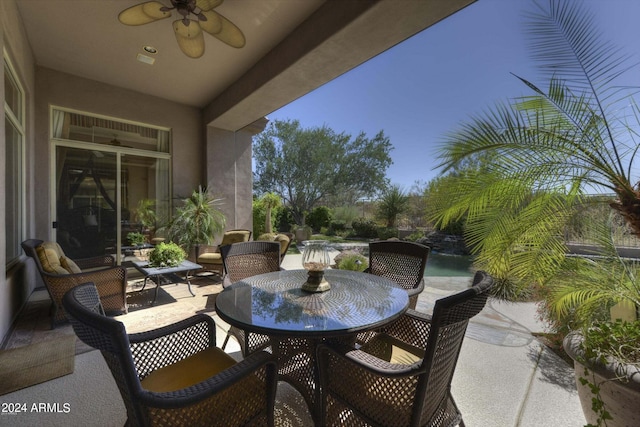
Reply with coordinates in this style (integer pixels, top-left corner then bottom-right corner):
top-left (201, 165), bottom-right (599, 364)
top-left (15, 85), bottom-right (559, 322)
top-left (425, 253), bottom-right (474, 277)
top-left (328, 244), bottom-right (474, 278)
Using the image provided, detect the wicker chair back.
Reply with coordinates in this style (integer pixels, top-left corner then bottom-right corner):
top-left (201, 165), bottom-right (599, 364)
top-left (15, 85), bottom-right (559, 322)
top-left (367, 240), bottom-right (430, 309)
top-left (63, 283), bottom-right (277, 427)
top-left (318, 270), bottom-right (494, 427)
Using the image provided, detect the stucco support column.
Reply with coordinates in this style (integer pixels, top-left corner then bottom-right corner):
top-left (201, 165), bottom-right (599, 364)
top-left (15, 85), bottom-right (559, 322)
top-left (205, 118), bottom-right (268, 240)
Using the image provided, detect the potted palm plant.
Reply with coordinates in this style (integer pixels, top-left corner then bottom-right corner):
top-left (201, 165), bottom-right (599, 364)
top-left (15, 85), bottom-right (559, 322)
top-left (427, 1), bottom-right (640, 425)
top-left (545, 217), bottom-right (640, 426)
top-left (135, 198), bottom-right (157, 239)
top-left (167, 186), bottom-right (226, 260)
top-left (563, 320), bottom-right (640, 427)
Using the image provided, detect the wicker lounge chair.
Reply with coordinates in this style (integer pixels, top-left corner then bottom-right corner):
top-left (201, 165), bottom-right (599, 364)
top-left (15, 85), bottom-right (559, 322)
top-left (219, 241), bottom-right (281, 355)
top-left (317, 270), bottom-right (494, 427)
top-left (21, 238), bottom-right (127, 328)
top-left (197, 229), bottom-right (252, 275)
top-left (256, 233), bottom-right (291, 263)
top-left (63, 282), bottom-right (277, 427)
top-left (366, 240), bottom-right (430, 309)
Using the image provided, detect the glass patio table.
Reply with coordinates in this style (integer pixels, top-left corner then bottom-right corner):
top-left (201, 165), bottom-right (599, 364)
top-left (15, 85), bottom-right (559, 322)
top-left (215, 268), bottom-right (409, 424)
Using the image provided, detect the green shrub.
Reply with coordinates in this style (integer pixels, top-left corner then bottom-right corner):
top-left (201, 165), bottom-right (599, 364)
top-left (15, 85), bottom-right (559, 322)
top-left (149, 242), bottom-right (186, 267)
top-left (252, 199), bottom-right (268, 236)
top-left (352, 217), bottom-right (378, 238)
top-left (320, 226), bottom-right (333, 236)
top-left (582, 319), bottom-right (640, 365)
top-left (377, 227), bottom-right (398, 240)
top-left (404, 231), bottom-right (425, 242)
top-left (437, 218), bottom-right (465, 236)
top-left (276, 207), bottom-right (295, 232)
top-left (307, 206), bottom-right (332, 232)
top-left (332, 206), bottom-right (360, 227)
top-left (329, 220), bottom-right (347, 232)
top-left (257, 233), bottom-right (277, 241)
top-left (127, 232), bottom-right (146, 246)
top-left (336, 253), bottom-right (368, 272)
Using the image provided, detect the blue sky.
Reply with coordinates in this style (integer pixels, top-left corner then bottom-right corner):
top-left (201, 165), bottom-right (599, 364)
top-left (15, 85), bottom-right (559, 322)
top-left (264, 0), bottom-right (640, 191)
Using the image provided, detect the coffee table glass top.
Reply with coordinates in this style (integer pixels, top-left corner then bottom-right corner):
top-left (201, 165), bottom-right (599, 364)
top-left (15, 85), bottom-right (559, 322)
top-left (215, 269), bottom-right (409, 337)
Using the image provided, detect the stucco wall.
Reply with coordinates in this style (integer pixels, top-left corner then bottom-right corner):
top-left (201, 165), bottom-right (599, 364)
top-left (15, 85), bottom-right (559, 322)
top-left (206, 125), bottom-right (256, 241)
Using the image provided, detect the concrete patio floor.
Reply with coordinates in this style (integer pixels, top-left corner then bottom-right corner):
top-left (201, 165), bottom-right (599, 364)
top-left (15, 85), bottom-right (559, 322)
top-left (0, 252), bottom-right (586, 426)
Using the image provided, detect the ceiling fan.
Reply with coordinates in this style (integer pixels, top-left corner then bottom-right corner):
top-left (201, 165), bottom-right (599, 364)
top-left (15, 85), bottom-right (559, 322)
top-left (118, 0), bottom-right (245, 59)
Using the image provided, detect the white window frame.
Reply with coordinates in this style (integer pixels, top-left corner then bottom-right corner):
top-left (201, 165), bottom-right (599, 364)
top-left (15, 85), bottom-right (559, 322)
top-left (4, 51), bottom-right (26, 267)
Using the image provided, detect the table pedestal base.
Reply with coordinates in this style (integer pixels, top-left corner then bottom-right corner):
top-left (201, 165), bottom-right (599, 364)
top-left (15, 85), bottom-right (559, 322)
top-left (273, 335), bottom-right (355, 425)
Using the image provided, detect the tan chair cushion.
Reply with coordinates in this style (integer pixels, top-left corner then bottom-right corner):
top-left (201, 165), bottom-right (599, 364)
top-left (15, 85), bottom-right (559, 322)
top-left (257, 233), bottom-right (290, 255)
top-left (140, 347), bottom-right (237, 392)
top-left (36, 242), bottom-right (69, 275)
top-left (360, 333), bottom-right (424, 365)
top-left (221, 230), bottom-right (251, 245)
top-left (274, 234), bottom-right (290, 255)
top-left (197, 252), bottom-right (222, 264)
top-left (60, 256), bottom-right (82, 274)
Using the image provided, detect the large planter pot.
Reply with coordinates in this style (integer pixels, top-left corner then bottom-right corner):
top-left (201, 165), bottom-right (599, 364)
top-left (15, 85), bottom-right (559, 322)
top-left (294, 227), bottom-right (312, 244)
top-left (563, 332), bottom-right (640, 427)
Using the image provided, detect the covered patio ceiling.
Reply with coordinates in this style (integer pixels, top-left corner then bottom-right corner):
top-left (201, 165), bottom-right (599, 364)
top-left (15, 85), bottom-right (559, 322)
top-left (15, 0), bottom-right (476, 131)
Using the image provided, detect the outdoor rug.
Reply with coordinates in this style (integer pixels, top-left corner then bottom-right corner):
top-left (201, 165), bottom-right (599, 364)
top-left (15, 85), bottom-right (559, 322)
top-left (0, 334), bottom-right (76, 395)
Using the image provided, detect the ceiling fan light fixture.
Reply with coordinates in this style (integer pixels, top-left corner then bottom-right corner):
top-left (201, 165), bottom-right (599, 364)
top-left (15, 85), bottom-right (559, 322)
top-left (137, 53), bottom-right (156, 65)
top-left (118, 0), bottom-right (245, 58)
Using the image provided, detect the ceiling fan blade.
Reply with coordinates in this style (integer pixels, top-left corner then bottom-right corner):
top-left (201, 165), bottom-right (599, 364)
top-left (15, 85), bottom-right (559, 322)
top-left (119, 1), bottom-right (171, 26)
top-left (195, 0), bottom-right (224, 12)
top-left (203, 11), bottom-right (245, 48)
top-left (198, 10), bottom-right (223, 35)
top-left (172, 20), bottom-right (205, 58)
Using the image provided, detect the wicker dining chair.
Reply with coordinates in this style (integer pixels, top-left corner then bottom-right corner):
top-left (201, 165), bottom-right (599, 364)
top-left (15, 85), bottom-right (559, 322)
top-left (63, 282), bottom-right (277, 427)
top-left (366, 240), bottom-right (430, 309)
top-left (219, 241), bottom-right (281, 355)
top-left (22, 239), bottom-right (127, 328)
top-left (317, 270), bottom-right (494, 427)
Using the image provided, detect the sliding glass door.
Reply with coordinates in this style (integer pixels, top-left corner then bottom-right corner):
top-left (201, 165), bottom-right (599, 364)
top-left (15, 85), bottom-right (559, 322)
top-left (120, 153), bottom-right (170, 251)
top-left (55, 147), bottom-right (118, 258)
top-left (52, 108), bottom-right (171, 263)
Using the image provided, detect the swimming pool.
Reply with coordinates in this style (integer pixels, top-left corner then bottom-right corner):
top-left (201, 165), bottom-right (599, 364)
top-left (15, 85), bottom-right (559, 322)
top-left (327, 243), bottom-right (474, 277)
top-left (425, 253), bottom-right (475, 277)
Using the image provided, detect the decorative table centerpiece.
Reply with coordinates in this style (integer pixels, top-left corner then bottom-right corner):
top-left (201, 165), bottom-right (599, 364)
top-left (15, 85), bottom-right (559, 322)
top-left (301, 240), bottom-right (331, 292)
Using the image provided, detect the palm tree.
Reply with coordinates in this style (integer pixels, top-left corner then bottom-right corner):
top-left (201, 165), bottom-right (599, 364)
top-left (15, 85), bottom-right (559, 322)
top-left (376, 185), bottom-right (409, 228)
top-left (167, 186), bottom-right (226, 259)
top-left (260, 192), bottom-right (281, 234)
top-left (430, 0), bottom-right (640, 294)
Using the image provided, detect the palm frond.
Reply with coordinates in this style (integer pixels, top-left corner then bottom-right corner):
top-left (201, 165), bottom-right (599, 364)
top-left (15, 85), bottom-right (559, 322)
top-left (524, 1), bottom-right (628, 98)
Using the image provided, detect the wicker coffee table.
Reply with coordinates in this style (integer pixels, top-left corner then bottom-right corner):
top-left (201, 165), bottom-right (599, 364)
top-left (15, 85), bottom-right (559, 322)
top-left (132, 260), bottom-right (201, 304)
top-left (215, 269), bottom-right (408, 424)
